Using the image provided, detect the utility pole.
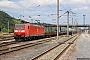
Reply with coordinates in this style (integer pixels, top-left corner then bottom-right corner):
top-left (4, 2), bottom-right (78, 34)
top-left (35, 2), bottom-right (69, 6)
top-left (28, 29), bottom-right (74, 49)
top-left (83, 14), bottom-right (86, 32)
top-left (67, 11), bottom-right (69, 37)
top-left (8, 21), bottom-right (9, 35)
top-left (35, 20), bottom-right (40, 23)
top-left (31, 19), bottom-right (33, 23)
top-left (72, 17), bottom-right (73, 35)
top-left (71, 12), bottom-right (76, 35)
top-left (1, 26), bottom-right (2, 34)
top-left (57, 0), bottom-right (59, 40)
top-left (20, 15), bottom-right (24, 23)
top-left (20, 15), bottom-right (21, 23)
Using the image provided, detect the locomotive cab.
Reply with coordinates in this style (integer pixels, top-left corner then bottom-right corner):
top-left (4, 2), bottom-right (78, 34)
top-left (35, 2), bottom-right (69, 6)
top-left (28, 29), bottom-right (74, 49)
top-left (14, 23), bottom-right (30, 41)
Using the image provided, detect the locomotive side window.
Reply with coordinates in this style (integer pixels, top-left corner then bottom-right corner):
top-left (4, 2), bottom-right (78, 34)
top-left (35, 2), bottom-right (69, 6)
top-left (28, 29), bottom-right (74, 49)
top-left (28, 26), bottom-right (29, 29)
top-left (15, 25), bottom-right (25, 29)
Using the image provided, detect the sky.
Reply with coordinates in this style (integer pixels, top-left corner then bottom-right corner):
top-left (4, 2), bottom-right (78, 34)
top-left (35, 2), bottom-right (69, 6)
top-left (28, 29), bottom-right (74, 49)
top-left (0, 0), bottom-right (90, 25)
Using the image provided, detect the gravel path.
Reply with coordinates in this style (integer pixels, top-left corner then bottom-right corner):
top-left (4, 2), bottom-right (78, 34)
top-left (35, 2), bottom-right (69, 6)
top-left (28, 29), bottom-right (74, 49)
top-left (69, 33), bottom-right (90, 60)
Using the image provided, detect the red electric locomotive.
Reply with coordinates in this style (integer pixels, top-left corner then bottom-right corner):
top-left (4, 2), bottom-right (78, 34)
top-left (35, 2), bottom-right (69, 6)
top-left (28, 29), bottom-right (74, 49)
top-left (14, 23), bottom-right (44, 41)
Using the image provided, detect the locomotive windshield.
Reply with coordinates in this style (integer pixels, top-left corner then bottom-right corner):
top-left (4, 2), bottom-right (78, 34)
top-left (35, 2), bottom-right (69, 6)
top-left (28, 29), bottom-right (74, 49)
top-left (15, 25), bottom-right (25, 29)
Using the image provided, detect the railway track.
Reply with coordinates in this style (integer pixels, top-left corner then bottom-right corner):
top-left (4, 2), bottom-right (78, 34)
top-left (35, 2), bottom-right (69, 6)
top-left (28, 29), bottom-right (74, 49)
top-left (5, 34), bottom-right (79, 60)
top-left (0, 36), bottom-right (14, 41)
top-left (0, 34), bottom-right (79, 60)
top-left (0, 35), bottom-right (13, 39)
top-left (0, 41), bottom-right (18, 47)
top-left (31, 34), bottom-right (80, 60)
top-left (0, 36), bottom-right (54, 48)
top-left (0, 36), bottom-right (15, 47)
top-left (0, 36), bottom-right (59, 55)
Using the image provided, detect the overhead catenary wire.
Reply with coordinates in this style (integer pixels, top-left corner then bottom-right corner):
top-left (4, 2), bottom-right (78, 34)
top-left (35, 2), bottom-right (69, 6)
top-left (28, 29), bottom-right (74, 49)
top-left (14, 2), bottom-right (46, 16)
top-left (64, 1), bottom-right (71, 10)
top-left (43, 0), bottom-right (55, 12)
top-left (0, 10), bottom-right (14, 18)
top-left (12, 2), bottom-right (53, 21)
top-left (59, 3), bottom-right (67, 11)
top-left (59, 1), bottom-right (72, 11)
top-left (14, 3), bottom-right (33, 11)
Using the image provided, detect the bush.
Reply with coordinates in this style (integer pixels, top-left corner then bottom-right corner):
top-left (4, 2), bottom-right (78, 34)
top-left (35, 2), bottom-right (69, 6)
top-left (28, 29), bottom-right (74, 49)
top-left (2, 28), bottom-right (8, 32)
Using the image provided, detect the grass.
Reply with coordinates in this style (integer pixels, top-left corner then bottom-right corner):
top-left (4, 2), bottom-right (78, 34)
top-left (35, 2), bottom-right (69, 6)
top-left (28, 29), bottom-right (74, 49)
top-left (0, 32), bottom-right (14, 36)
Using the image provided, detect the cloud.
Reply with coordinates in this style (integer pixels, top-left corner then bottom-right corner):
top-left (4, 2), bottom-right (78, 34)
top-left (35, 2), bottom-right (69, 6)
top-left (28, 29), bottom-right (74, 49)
top-left (73, 6), bottom-right (90, 11)
top-left (61, 0), bottom-right (90, 4)
top-left (0, 0), bottom-right (90, 24)
top-left (0, 0), bottom-right (21, 10)
top-left (0, 0), bottom-right (9, 1)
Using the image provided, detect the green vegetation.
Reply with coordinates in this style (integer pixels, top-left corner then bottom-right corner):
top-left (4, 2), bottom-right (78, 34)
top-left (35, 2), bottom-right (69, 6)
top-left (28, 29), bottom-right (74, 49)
top-left (0, 11), bottom-right (27, 33)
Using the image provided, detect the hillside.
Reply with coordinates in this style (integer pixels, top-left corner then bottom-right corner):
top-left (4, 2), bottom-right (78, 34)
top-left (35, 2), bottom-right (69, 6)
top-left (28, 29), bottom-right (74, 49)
top-left (0, 11), bottom-right (26, 32)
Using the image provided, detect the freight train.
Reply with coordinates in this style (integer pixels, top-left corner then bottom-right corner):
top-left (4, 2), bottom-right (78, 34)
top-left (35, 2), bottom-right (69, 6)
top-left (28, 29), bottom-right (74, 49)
top-left (14, 23), bottom-right (73, 41)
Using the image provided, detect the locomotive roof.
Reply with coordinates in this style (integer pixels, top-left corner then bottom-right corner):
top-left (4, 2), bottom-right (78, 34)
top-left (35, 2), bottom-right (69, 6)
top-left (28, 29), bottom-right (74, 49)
top-left (30, 23), bottom-right (42, 26)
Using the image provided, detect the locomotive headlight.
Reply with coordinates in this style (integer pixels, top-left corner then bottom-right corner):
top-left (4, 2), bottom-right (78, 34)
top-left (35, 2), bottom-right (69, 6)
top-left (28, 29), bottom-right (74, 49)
top-left (21, 30), bottom-right (25, 32)
top-left (14, 30), bottom-right (18, 32)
